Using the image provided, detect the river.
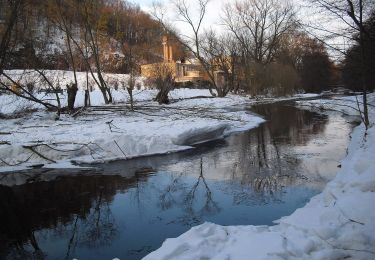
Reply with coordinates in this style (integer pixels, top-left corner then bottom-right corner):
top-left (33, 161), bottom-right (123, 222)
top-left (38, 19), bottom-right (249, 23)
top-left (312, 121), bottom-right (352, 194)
top-left (0, 102), bottom-right (358, 260)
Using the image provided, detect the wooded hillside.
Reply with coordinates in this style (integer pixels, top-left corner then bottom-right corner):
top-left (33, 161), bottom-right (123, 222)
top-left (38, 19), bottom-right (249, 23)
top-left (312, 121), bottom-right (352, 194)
top-left (0, 0), bottom-right (186, 73)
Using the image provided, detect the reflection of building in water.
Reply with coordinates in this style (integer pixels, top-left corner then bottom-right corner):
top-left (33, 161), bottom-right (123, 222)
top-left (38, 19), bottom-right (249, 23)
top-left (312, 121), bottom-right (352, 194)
top-left (141, 35), bottom-right (229, 83)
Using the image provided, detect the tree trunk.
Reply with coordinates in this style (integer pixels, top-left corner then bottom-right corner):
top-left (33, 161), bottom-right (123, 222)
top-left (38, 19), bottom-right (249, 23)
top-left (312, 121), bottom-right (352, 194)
top-left (84, 89), bottom-right (90, 107)
top-left (127, 88), bottom-right (134, 110)
top-left (105, 87), bottom-right (113, 103)
top-left (358, 0), bottom-right (370, 129)
top-left (360, 32), bottom-right (370, 129)
top-left (156, 89), bottom-right (170, 104)
top-left (67, 83), bottom-right (78, 111)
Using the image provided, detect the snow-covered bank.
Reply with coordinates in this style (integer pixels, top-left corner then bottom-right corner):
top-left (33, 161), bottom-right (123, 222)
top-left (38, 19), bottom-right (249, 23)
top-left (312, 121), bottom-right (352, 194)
top-left (0, 89), bottom-right (265, 172)
top-left (144, 94), bottom-right (375, 260)
top-left (1, 69), bottom-right (146, 91)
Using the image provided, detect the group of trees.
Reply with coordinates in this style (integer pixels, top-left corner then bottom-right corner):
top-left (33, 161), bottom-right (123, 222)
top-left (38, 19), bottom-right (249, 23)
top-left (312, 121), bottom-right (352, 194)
top-left (0, 0), bottom-right (185, 108)
top-left (0, 0), bottom-right (185, 72)
top-left (308, 0), bottom-right (374, 128)
top-left (152, 0), bottom-right (373, 126)
top-left (153, 0), bottom-right (335, 97)
top-left (342, 11), bottom-right (375, 93)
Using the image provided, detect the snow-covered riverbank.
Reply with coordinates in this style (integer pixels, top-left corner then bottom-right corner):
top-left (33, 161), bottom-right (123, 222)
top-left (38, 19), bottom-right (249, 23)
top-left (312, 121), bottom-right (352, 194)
top-left (0, 89), bottom-right (265, 172)
top-left (144, 94), bottom-right (375, 260)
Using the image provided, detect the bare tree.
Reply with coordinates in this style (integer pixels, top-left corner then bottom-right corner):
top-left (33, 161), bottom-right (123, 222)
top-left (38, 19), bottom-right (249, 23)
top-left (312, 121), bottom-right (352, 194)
top-left (123, 37), bottom-right (140, 110)
top-left (48, 0), bottom-right (113, 104)
top-left (147, 62), bottom-right (175, 104)
top-left (0, 71), bottom-right (59, 111)
top-left (173, 0), bottom-right (226, 96)
top-left (201, 31), bottom-right (240, 96)
top-left (0, 1), bottom-right (63, 112)
top-left (47, 0), bottom-right (79, 93)
top-left (222, 0), bottom-right (296, 64)
top-left (307, 0), bottom-right (373, 128)
top-left (0, 0), bottom-right (24, 73)
top-left (222, 0), bottom-right (297, 95)
top-left (80, 0), bottom-right (113, 104)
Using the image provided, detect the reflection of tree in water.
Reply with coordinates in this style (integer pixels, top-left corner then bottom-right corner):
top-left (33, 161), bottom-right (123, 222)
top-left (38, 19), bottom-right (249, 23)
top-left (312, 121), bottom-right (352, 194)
top-left (151, 105), bottom-right (328, 217)
top-left (158, 158), bottom-right (220, 226)
top-left (78, 187), bottom-right (116, 248)
top-left (184, 159), bottom-right (220, 217)
top-left (230, 174), bottom-right (308, 206)
top-left (158, 172), bottom-right (185, 211)
top-left (0, 175), bottom-right (133, 259)
top-left (225, 104), bottom-right (326, 204)
top-left (241, 105), bottom-right (326, 172)
top-left (252, 104), bottom-right (327, 146)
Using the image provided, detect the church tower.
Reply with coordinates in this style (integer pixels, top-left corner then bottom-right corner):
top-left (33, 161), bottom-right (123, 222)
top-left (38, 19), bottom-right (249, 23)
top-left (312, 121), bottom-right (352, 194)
top-left (162, 35), bottom-right (173, 63)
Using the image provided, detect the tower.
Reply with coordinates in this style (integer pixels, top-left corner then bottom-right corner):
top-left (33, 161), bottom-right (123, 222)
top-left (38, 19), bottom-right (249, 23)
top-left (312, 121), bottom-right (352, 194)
top-left (162, 35), bottom-right (173, 63)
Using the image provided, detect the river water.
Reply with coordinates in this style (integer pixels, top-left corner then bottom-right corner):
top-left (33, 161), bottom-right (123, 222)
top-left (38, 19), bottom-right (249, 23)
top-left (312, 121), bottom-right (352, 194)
top-left (0, 103), bottom-right (357, 260)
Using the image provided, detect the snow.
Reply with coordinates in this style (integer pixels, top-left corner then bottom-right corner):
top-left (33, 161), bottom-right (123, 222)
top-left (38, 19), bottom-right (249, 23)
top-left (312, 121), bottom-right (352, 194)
top-left (144, 94), bottom-right (375, 260)
top-left (0, 87), bottom-right (265, 172)
top-left (296, 95), bottom-right (367, 117)
top-left (1, 69), bottom-right (146, 90)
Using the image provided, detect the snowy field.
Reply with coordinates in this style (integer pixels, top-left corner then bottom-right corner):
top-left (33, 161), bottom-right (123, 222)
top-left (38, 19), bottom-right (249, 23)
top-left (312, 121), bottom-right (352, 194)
top-left (144, 94), bottom-right (375, 260)
top-left (0, 87), bottom-right (266, 173)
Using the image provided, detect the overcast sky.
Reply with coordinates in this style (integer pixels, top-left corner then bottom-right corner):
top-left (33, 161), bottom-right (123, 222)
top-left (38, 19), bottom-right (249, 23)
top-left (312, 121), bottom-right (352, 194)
top-left (135, 0), bottom-right (227, 32)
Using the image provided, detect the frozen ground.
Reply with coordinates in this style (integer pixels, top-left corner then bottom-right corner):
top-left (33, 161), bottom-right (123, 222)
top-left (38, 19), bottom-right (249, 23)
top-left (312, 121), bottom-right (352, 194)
top-left (144, 94), bottom-right (375, 260)
top-left (0, 88), bottom-right (266, 172)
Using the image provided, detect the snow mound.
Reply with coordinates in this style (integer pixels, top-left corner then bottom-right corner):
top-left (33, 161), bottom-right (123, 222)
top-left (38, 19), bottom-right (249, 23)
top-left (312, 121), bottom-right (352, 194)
top-left (172, 123), bottom-right (229, 145)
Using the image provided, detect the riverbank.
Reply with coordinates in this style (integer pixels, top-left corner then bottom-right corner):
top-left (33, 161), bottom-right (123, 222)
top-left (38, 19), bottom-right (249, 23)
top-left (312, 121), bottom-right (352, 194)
top-left (0, 86), bottom-right (322, 172)
top-left (144, 94), bottom-right (375, 259)
top-left (0, 89), bottom-right (268, 172)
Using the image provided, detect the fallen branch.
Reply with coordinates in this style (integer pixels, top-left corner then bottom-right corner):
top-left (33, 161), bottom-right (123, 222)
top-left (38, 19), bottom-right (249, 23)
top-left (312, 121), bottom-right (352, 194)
top-left (106, 120), bottom-right (123, 133)
top-left (22, 145), bottom-right (57, 163)
top-left (114, 140), bottom-right (127, 157)
top-left (0, 154), bottom-right (33, 166)
top-left (71, 107), bottom-right (86, 118)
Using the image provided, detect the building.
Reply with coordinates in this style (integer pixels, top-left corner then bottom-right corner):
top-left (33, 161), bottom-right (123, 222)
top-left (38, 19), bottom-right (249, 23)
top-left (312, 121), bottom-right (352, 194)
top-left (141, 35), bottom-right (209, 82)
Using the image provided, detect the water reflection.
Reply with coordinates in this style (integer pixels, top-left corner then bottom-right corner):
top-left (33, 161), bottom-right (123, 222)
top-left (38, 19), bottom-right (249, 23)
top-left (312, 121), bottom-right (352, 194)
top-left (0, 104), bottom-right (355, 260)
top-left (0, 175), bottom-right (137, 259)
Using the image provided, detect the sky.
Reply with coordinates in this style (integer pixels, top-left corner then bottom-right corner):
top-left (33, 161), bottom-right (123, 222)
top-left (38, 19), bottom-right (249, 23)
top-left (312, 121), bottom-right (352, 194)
top-left (135, 0), bottom-right (309, 31)
top-left (134, 0), bottom-right (227, 32)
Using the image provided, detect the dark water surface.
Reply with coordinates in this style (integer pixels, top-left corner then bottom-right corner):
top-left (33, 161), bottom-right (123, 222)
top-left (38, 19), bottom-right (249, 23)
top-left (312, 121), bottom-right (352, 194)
top-left (0, 104), bottom-right (356, 260)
